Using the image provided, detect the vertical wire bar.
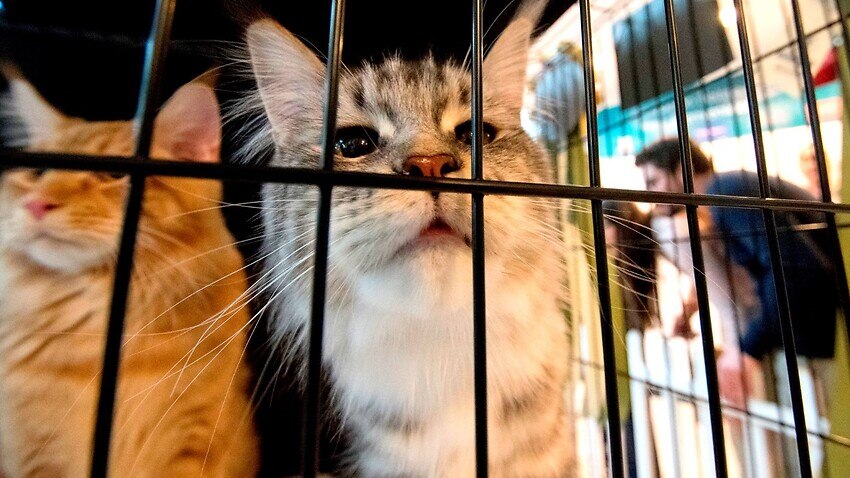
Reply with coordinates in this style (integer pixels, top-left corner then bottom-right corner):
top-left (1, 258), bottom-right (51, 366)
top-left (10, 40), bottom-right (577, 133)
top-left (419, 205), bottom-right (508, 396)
top-left (701, 5), bottom-right (753, 442)
top-left (302, 0), bottom-right (345, 476)
top-left (660, 49), bottom-right (689, 478)
top-left (686, 13), bottom-right (757, 460)
top-left (743, 16), bottom-right (804, 462)
top-left (470, 0), bottom-right (488, 476)
top-left (628, 11), bottom-right (684, 475)
top-left (705, 12), bottom-right (761, 463)
top-left (89, 1), bottom-right (175, 477)
top-left (659, 1), bottom-right (729, 475)
top-left (731, 1), bottom-right (813, 475)
top-left (577, 2), bottom-right (625, 476)
top-left (791, 0), bottom-right (850, 381)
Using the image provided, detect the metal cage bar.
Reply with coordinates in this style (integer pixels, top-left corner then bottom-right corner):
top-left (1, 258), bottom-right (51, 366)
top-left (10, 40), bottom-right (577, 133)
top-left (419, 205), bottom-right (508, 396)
top-left (470, 0), bottom-right (490, 476)
top-left (731, 0), bottom-right (813, 475)
top-left (659, 0), bottom-right (729, 475)
top-left (89, 1), bottom-right (176, 476)
top-left (9, 149), bottom-right (850, 213)
top-left (302, 0), bottom-right (346, 475)
top-left (577, 1), bottom-right (625, 476)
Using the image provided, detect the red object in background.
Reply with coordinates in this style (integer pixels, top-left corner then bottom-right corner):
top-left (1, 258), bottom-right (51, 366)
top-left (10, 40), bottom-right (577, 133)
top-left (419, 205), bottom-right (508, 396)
top-left (814, 47), bottom-right (838, 86)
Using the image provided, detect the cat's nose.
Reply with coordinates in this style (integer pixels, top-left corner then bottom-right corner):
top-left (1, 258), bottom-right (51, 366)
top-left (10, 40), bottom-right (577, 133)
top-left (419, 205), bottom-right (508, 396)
top-left (24, 199), bottom-right (59, 220)
top-left (403, 154), bottom-right (459, 178)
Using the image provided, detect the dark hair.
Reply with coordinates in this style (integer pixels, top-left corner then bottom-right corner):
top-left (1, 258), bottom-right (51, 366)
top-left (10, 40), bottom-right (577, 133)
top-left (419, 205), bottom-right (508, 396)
top-left (634, 138), bottom-right (713, 174)
top-left (601, 200), bottom-right (656, 330)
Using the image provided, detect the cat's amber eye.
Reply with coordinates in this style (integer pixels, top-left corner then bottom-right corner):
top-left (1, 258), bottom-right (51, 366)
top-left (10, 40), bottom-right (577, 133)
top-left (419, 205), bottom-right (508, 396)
top-left (454, 121), bottom-right (496, 146)
top-left (335, 126), bottom-right (380, 158)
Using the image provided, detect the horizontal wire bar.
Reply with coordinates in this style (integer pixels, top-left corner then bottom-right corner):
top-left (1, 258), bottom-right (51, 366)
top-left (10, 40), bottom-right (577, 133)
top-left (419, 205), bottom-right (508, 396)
top-left (4, 150), bottom-right (850, 214)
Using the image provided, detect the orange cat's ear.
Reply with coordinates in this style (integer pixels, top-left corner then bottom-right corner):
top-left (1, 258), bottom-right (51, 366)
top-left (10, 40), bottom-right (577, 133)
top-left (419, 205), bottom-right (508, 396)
top-left (153, 78), bottom-right (222, 163)
top-left (1, 63), bottom-right (68, 147)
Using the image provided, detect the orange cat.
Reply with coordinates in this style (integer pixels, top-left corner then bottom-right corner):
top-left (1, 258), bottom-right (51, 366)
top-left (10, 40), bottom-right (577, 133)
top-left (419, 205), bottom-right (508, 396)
top-left (0, 73), bottom-right (259, 477)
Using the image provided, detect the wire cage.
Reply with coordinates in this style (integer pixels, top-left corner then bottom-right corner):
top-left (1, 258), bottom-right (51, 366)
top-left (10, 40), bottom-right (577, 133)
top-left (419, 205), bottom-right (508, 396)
top-left (1, 0), bottom-right (849, 477)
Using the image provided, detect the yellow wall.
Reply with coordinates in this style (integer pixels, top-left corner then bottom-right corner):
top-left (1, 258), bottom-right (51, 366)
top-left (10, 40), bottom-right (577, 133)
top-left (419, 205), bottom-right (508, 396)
top-left (827, 17), bottom-right (850, 474)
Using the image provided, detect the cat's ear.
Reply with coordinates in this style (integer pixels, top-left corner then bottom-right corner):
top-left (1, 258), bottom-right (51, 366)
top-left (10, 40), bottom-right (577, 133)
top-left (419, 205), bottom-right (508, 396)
top-left (153, 77), bottom-right (222, 163)
top-left (483, 0), bottom-right (545, 112)
top-left (245, 19), bottom-right (326, 141)
top-left (0, 63), bottom-right (68, 147)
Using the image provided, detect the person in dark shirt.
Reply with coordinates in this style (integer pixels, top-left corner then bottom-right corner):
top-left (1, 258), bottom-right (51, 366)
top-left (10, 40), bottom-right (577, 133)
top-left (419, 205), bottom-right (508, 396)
top-left (635, 138), bottom-right (838, 405)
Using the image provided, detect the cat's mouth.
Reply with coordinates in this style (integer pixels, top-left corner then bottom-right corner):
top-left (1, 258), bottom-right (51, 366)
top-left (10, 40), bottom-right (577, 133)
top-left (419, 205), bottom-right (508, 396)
top-left (28, 228), bottom-right (77, 245)
top-left (418, 218), bottom-right (471, 247)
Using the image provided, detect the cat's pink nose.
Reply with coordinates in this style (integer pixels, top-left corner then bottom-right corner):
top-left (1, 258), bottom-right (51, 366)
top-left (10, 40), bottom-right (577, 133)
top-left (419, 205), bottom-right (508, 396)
top-left (24, 199), bottom-right (59, 220)
top-left (403, 154), bottom-right (459, 178)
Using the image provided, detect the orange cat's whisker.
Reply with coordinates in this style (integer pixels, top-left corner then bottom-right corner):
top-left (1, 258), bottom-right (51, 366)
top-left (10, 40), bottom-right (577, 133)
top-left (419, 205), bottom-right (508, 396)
top-left (123, 228), bottom-right (314, 348)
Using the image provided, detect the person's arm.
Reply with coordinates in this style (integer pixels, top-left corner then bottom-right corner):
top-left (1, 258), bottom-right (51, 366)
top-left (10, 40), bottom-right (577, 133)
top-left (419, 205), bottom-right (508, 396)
top-left (670, 208), bottom-right (724, 338)
top-left (717, 349), bottom-right (762, 407)
top-left (685, 206), bottom-right (764, 405)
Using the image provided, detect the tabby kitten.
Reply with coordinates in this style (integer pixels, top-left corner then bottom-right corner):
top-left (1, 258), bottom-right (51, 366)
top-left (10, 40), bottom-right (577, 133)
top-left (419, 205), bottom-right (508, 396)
top-left (242, 2), bottom-right (572, 476)
top-left (0, 73), bottom-right (259, 477)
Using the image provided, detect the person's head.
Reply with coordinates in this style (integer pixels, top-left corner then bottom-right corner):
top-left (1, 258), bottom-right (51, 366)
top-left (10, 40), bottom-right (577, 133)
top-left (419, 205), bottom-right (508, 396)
top-left (635, 138), bottom-right (712, 215)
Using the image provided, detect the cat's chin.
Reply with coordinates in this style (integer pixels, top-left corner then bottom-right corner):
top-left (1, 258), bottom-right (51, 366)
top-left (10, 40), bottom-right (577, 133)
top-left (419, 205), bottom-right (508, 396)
top-left (355, 240), bottom-right (473, 316)
top-left (20, 238), bottom-right (112, 274)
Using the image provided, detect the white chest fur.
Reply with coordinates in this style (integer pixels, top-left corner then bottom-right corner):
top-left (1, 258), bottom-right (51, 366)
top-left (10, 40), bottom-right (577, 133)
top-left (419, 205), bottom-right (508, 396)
top-left (312, 263), bottom-right (570, 476)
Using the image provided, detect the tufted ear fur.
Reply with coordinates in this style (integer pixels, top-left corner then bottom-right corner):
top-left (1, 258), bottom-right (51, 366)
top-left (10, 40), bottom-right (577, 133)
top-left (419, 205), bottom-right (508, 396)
top-left (153, 77), bottom-right (222, 163)
top-left (483, 0), bottom-right (546, 112)
top-left (1, 63), bottom-right (69, 147)
top-left (245, 19), bottom-right (326, 143)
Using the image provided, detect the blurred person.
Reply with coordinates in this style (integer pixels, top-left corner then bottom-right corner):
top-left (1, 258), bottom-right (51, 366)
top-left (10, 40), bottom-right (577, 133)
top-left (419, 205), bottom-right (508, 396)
top-left (635, 138), bottom-right (838, 407)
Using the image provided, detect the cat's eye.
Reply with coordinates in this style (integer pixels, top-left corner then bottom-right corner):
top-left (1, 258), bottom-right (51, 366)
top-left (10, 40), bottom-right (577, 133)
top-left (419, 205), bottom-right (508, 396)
top-left (29, 169), bottom-right (47, 179)
top-left (98, 172), bottom-right (128, 181)
top-left (335, 126), bottom-right (380, 158)
top-left (454, 121), bottom-right (496, 146)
